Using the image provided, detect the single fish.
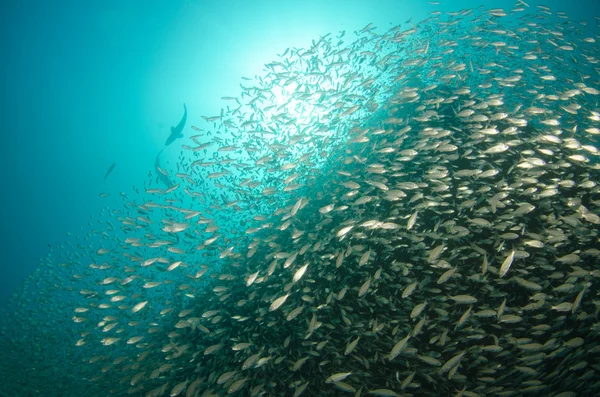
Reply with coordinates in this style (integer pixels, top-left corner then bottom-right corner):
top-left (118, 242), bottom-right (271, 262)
top-left (154, 149), bottom-right (173, 187)
top-left (104, 162), bottom-right (116, 180)
top-left (165, 103), bottom-right (187, 146)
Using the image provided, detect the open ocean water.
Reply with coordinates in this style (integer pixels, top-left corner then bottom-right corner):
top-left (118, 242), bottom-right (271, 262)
top-left (1, 1), bottom-right (600, 396)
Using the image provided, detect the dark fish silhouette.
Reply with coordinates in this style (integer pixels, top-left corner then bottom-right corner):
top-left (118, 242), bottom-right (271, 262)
top-left (104, 162), bottom-right (116, 180)
top-left (165, 103), bottom-right (187, 146)
top-left (154, 149), bottom-right (173, 187)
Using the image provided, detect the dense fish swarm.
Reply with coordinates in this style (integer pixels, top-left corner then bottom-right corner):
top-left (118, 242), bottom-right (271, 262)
top-left (2, 3), bottom-right (600, 397)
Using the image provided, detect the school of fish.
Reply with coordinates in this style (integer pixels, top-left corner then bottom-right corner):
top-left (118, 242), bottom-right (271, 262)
top-left (1, 2), bottom-right (600, 396)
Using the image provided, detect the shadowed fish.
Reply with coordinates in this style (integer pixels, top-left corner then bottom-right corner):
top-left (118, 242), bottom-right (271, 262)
top-left (103, 162), bottom-right (116, 180)
top-left (154, 149), bottom-right (173, 187)
top-left (165, 103), bottom-right (187, 146)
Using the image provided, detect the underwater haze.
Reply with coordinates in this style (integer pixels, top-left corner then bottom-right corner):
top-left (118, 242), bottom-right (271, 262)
top-left (2, 0), bottom-right (600, 396)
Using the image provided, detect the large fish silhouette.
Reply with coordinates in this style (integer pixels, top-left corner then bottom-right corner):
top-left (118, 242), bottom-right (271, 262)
top-left (154, 149), bottom-right (173, 187)
top-left (165, 103), bottom-right (187, 146)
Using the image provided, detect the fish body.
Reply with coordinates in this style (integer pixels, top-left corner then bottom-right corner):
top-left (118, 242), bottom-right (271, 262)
top-left (104, 162), bottom-right (116, 180)
top-left (165, 103), bottom-right (187, 146)
top-left (154, 149), bottom-right (173, 187)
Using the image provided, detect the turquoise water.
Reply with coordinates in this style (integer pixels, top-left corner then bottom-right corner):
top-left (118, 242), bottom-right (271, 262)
top-left (1, 1), bottom-right (600, 396)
